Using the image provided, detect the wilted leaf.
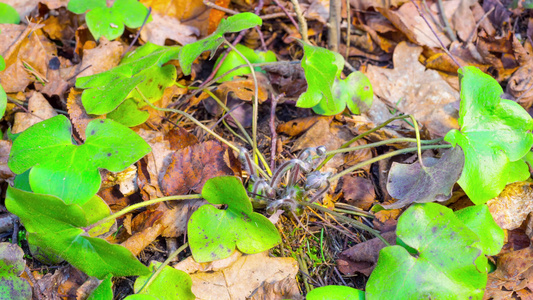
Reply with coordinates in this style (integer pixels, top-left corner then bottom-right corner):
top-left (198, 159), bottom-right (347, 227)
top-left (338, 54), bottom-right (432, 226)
top-left (6, 187), bottom-right (149, 279)
top-left (161, 140), bottom-right (241, 196)
top-left (176, 251), bottom-right (298, 299)
top-left (366, 203), bottom-right (491, 300)
top-left (0, 243), bottom-right (31, 300)
top-left (486, 182), bottom-right (533, 230)
top-left (8, 115), bottom-right (151, 205)
top-left (131, 261), bottom-right (195, 300)
top-left (179, 12), bottom-right (262, 75)
top-left (384, 146), bottom-right (465, 209)
top-left (188, 176), bottom-right (281, 262)
top-left (444, 67), bottom-right (533, 204)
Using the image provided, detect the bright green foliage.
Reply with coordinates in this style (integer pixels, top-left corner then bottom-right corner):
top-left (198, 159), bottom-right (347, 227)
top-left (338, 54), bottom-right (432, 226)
top-left (188, 176), bottom-right (281, 262)
top-left (297, 43), bottom-right (373, 115)
top-left (366, 203), bottom-right (503, 300)
top-left (0, 243), bottom-right (31, 300)
top-left (8, 115), bottom-right (151, 205)
top-left (67, 0), bottom-right (152, 40)
top-left (179, 13), bottom-right (262, 76)
top-left (306, 285), bottom-right (365, 300)
top-left (6, 187), bottom-right (150, 279)
top-left (444, 66), bottom-right (533, 204)
top-left (76, 42), bottom-right (180, 116)
top-left (214, 44), bottom-right (277, 82)
top-left (128, 261), bottom-right (195, 300)
top-left (0, 3), bottom-right (20, 24)
top-left (455, 205), bottom-right (504, 256)
top-left (0, 54), bottom-right (6, 120)
top-left (87, 274), bottom-right (113, 300)
top-left (106, 99), bottom-right (150, 127)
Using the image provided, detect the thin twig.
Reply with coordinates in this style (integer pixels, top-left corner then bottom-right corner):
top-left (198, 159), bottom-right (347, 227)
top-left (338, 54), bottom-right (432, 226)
top-left (270, 93), bottom-right (284, 171)
top-left (410, 0), bottom-right (462, 68)
top-left (465, 6), bottom-right (494, 45)
top-left (345, 0), bottom-right (351, 59)
top-left (290, 0), bottom-right (309, 43)
top-left (328, 0), bottom-right (341, 52)
top-left (270, 0), bottom-right (300, 30)
top-left (202, 0), bottom-right (239, 15)
top-left (436, 0), bottom-right (456, 42)
top-left (254, 0), bottom-right (267, 51)
top-left (122, 7), bottom-right (152, 59)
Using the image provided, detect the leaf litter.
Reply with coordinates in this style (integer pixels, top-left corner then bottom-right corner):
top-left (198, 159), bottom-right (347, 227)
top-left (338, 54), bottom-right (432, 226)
top-left (1, 0), bottom-right (533, 298)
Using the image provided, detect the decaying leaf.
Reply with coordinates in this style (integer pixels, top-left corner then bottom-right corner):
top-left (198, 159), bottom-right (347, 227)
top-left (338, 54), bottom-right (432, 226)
top-left (487, 182), bottom-right (533, 230)
top-left (161, 140), bottom-right (241, 196)
top-left (384, 146), bottom-right (465, 209)
top-left (175, 251), bottom-right (299, 300)
top-left (140, 13), bottom-right (199, 46)
top-left (485, 247), bottom-right (533, 299)
top-left (342, 175), bottom-right (375, 210)
top-left (12, 91), bottom-right (58, 134)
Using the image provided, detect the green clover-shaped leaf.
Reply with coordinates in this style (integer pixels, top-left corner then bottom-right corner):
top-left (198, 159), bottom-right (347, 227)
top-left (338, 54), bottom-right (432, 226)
top-left (188, 176), bottom-right (281, 262)
top-left (444, 66), bottom-right (533, 204)
top-left (0, 243), bottom-right (31, 300)
top-left (297, 43), bottom-right (343, 110)
top-left (454, 204), bottom-right (504, 256)
top-left (8, 115), bottom-right (151, 205)
top-left (179, 12), bottom-right (262, 76)
top-left (68, 0), bottom-right (151, 41)
top-left (6, 187), bottom-right (149, 279)
top-left (213, 44), bottom-right (277, 83)
top-left (306, 285), bottom-right (365, 300)
top-left (76, 42), bottom-right (180, 116)
top-left (366, 203), bottom-right (492, 300)
top-left (128, 261), bottom-right (195, 300)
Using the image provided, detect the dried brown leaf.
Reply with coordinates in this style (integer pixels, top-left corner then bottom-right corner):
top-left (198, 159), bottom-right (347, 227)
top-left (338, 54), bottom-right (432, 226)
top-left (12, 92), bottom-right (57, 134)
top-left (342, 176), bottom-right (375, 210)
top-left (487, 182), bottom-right (533, 230)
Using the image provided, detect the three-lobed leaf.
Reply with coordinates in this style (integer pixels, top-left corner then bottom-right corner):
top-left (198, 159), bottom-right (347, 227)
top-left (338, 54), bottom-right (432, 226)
top-left (188, 176), bottom-right (281, 262)
top-left (384, 146), bottom-right (464, 209)
top-left (6, 187), bottom-right (149, 279)
top-left (366, 203), bottom-right (500, 300)
top-left (298, 44), bottom-right (373, 115)
top-left (444, 66), bottom-right (533, 204)
top-left (179, 12), bottom-right (262, 76)
top-left (76, 42), bottom-right (180, 116)
top-left (8, 115), bottom-right (151, 205)
top-left (67, 0), bottom-right (151, 40)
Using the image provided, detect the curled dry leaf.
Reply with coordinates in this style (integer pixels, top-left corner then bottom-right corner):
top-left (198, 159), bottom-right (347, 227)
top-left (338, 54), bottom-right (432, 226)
top-left (140, 13), bottom-right (199, 46)
top-left (12, 92), bottom-right (57, 134)
top-left (485, 247), bottom-right (533, 299)
top-left (487, 182), bottom-right (533, 230)
top-left (175, 251), bottom-right (299, 300)
top-left (337, 231), bottom-right (397, 276)
top-left (161, 140), bottom-right (241, 196)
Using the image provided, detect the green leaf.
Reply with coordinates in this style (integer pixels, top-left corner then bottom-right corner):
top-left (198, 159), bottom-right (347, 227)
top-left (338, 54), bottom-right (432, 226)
top-left (132, 261), bottom-right (195, 300)
top-left (8, 115), bottom-right (151, 205)
top-left (87, 274), bottom-right (113, 300)
top-left (444, 66), bottom-right (533, 204)
top-left (384, 146), bottom-right (465, 209)
top-left (188, 176), bottom-right (281, 262)
top-left (67, 0), bottom-right (106, 14)
top-left (296, 43), bottom-right (343, 109)
top-left (366, 203), bottom-right (487, 300)
top-left (312, 71), bottom-right (373, 115)
top-left (454, 205), bottom-right (504, 256)
top-left (306, 285), bottom-right (365, 300)
top-left (0, 243), bottom-right (31, 300)
top-left (213, 44), bottom-right (277, 82)
top-left (76, 42), bottom-right (180, 115)
top-left (0, 3), bottom-right (20, 24)
top-left (106, 99), bottom-right (149, 127)
top-left (70, 0), bottom-right (151, 41)
top-left (179, 12), bottom-right (262, 75)
top-left (6, 187), bottom-right (150, 279)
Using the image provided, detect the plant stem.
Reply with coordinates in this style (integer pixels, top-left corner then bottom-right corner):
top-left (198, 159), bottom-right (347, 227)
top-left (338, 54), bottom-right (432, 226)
top-left (298, 201), bottom-right (390, 246)
top-left (86, 194), bottom-right (201, 232)
top-left (409, 115), bottom-right (426, 169)
top-left (316, 114), bottom-right (410, 171)
top-left (137, 87), bottom-right (270, 179)
top-left (289, 0), bottom-right (309, 43)
top-left (329, 144), bottom-right (452, 181)
top-left (322, 137), bottom-right (443, 156)
top-left (137, 242), bottom-right (189, 294)
top-left (223, 40), bottom-right (260, 167)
